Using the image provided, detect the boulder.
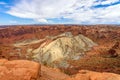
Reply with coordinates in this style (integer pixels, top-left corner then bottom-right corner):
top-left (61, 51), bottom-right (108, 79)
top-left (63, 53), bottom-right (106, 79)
top-left (0, 59), bottom-right (40, 80)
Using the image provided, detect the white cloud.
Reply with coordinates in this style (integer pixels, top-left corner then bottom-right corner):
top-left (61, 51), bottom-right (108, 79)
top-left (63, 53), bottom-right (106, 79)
top-left (6, 0), bottom-right (120, 24)
top-left (35, 18), bottom-right (48, 23)
top-left (101, 0), bottom-right (119, 5)
top-left (0, 2), bottom-right (6, 5)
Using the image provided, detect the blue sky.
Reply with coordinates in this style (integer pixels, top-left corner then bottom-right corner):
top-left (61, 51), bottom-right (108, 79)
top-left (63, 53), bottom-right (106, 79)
top-left (0, 0), bottom-right (39, 25)
top-left (0, 0), bottom-right (120, 25)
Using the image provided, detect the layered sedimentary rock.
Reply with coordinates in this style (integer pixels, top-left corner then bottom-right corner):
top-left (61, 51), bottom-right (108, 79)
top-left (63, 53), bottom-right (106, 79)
top-left (32, 32), bottom-right (97, 65)
top-left (0, 59), bottom-right (40, 80)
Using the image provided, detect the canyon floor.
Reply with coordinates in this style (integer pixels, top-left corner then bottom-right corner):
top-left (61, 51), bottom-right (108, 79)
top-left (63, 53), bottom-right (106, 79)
top-left (0, 25), bottom-right (120, 80)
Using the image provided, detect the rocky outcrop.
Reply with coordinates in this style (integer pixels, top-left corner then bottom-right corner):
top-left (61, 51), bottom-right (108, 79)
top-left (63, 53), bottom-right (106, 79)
top-left (66, 70), bottom-right (120, 80)
top-left (39, 66), bottom-right (120, 80)
top-left (40, 65), bottom-right (70, 80)
top-left (32, 32), bottom-right (97, 65)
top-left (0, 59), bottom-right (40, 80)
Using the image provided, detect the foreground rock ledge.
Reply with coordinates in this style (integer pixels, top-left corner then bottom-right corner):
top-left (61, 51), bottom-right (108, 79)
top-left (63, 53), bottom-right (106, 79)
top-left (0, 59), bottom-right (40, 80)
top-left (66, 70), bottom-right (120, 80)
top-left (40, 65), bottom-right (120, 80)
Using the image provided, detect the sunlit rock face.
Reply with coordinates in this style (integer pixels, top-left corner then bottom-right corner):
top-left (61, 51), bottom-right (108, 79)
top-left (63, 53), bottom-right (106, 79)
top-left (0, 59), bottom-right (40, 80)
top-left (65, 70), bottom-right (120, 80)
top-left (40, 65), bottom-right (120, 80)
top-left (32, 32), bottom-right (97, 66)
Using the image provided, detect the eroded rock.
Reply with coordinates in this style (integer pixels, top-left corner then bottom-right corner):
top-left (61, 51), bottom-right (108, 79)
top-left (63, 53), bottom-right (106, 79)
top-left (66, 70), bottom-right (120, 80)
top-left (0, 59), bottom-right (40, 80)
top-left (32, 32), bottom-right (97, 66)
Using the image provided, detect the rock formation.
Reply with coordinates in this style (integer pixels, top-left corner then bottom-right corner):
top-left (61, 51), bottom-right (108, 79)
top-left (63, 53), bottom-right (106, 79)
top-left (32, 32), bottom-right (97, 66)
top-left (40, 65), bottom-right (70, 80)
top-left (40, 65), bottom-right (120, 80)
top-left (0, 59), bottom-right (40, 80)
top-left (66, 70), bottom-right (120, 80)
top-left (1, 60), bottom-right (119, 80)
top-left (0, 25), bottom-right (120, 80)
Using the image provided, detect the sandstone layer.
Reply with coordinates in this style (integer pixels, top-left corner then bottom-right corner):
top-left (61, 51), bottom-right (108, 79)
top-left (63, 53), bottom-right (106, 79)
top-left (0, 59), bottom-right (40, 80)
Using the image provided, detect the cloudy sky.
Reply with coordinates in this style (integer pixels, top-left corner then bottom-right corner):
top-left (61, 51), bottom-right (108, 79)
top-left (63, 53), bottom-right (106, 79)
top-left (0, 0), bottom-right (120, 25)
